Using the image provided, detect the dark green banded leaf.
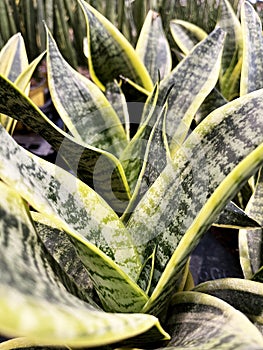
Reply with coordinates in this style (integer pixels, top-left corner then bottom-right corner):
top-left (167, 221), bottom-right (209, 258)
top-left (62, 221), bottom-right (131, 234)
top-left (46, 28), bottom-right (128, 158)
top-left (158, 28), bottom-right (225, 154)
top-left (239, 169), bottom-right (263, 279)
top-left (0, 126), bottom-right (149, 312)
top-left (195, 278), bottom-right (263, 331)
top-left (240, 1), bottom-right (263, 96)
top-left (0, 33), bottom-right (28, 82)
top-left (105, 80), bottom-right (130, 141)
top-left (136, 10), bottom-right (172, 83)
top-left (214, 201), bottom-right (261, 229)
top-left (0, 74), bottom-right (130, 212)
top-left (163, 291), bottom-right (263, 349)
top-left (32, 212), bottom-right (96, 302)
top-left (217, 0), bottom-right (243, 99)
top-left (79, 0), bottom-right (153, 92)
top-left (170, 19), bottom-right (207, 55)
top-left (127, 89), bottom-right (263, 315)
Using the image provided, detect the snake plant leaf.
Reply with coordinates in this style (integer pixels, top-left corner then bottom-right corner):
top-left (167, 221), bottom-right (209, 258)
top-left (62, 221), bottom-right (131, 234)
top-left (163, 291), bottom-right (263, 349)
top-left (170, 19), bottom-right (207, 55)
top-left (46, 27), bottom-right (128, 158)
top-left (195, 278), bottom-right (263, 332)
top-left (0, 33), bottom-right (28, 82)
top-left (0, 74), bottom-right (130, 212)
top-left (105, 80), bottom-right (130, 141)
top-left (135, 10), bottom-right (172, 83)
top-left (214, 201), bottom-right (261, 229)
top-left (79, 0), bottom-right (153, 92)
top-left (127, 89), bottom-right (263, 315)
top-left (0, 125), bottom-right (149, 312)
top-left (239, 169), bottom-right (263, 279)
top-left (240, 1), bottom-right (263, 96)
top-left (158, 28), bottom-right (225, 155)
top-left (31, 212), bottom-right (96, 301)
top-left (217, 0), bottom-right (243, 100)
top-left (0, 182), bottom-right (166, 347)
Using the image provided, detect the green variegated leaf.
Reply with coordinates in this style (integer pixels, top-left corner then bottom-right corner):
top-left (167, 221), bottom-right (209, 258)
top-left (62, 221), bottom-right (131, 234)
top-left (136, 10), bottom-right (172, 83)
top-left (163, 291), bottom-right (263, 349)
top-left (240, 1), bottom-right (263, 96)
top-left (0, 125), bottom-right (149, 312)
top-left (79, 0), bottom-right (153, 92)
top-left (170, 19), bottom-right (207, 55)
top-left (239, 169), bottom-right (263, 279)
top-left (46, 27), bottom-right (128, 157)
top-left (0, 33), bottom-right (28, 82)
top-left (31, 212), bottom-right (96, 301)
top-left (105, 80), bottom-right (130, 141)
top-left (0, 182), bottom-right (167, 347)
top-left (127, 89), bottom-right (263, 316)
top-left (158, 28), bottom-right (225, 155)
top-left (0, 74), bottom-right (130, 212)
top-left (217, 0), bottom-right (243, 100)
top-left (214, 201), bottom-right (261, 229)
top-left (195, 278), bottom-right (263, 332)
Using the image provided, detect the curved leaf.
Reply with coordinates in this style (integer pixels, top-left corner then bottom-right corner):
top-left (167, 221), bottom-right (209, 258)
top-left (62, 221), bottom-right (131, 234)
top-left (127, 89), bottom-right (263, 315)
top-left (195, 278), bottom-right (263, 332)
top-left (0, 74), bottom-right (130, 213)
top-left (0, 125), bottom-right (149, 312)
top-left (239, 169), bottom-right (263, 279)
top-left (136, 10), bottom-right (172, 83)
top-left (163, 291), bottom-right (263, 349)
top-left (46, 27), bottom-right (128, 157)
top-left (79, 0), bottom-right (153, 92)
top-left (240, 1), bottom-right (263, 96)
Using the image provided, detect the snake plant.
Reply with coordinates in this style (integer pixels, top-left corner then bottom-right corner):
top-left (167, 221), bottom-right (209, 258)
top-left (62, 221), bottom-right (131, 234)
top-left (0, 0), bottom-right (263, 349)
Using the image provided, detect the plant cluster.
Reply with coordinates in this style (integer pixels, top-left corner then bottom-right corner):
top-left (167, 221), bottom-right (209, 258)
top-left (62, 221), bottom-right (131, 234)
top-left (0, 0), bottom-right (263, 349)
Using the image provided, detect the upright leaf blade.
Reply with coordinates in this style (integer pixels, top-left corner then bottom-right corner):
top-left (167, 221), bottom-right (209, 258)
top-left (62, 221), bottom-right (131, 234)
top-left (79, 0), bottom-right (153, 92)
top-left (46, 27), bottom-right (128, 157)
top-left (136, 10), bottom-right (172, 83)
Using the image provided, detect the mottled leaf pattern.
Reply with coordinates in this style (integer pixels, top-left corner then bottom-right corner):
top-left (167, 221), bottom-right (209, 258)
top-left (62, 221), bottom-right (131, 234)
top-left (0, 74), bottom-right (130, 212)
top-left (164, 291), bottom-right (263, 349)
top-left (79, 0), bottom-right (153, 92)
top-left (136, 10), bottom-right (172, 83)
top-left (46, 28), bottom-right (127, 157)
top-left (0, 125), bottom-right (150, 312)
top-left (195, 278), bottom-right (263, 332)
top-left (239, 169), bottom-right (263, 279)
top-left (127, 89), bottom-right (263, 315)
top-left (240, 1), bottom-right (263, 96)
top-left (158, 28), bottom-right (225, 154)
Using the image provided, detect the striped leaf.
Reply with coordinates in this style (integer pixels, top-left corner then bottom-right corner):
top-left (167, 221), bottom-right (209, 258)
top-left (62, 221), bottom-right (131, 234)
top-left (46, 27), bottom-right (128, 158)
top-left (0, 181), bottom-right (168, 347)
top-left (170, 19), bottom-right (207, 55)
top-left (0, 125), bottom-right (150, 312)
top-left (195, 278), bottom-right (263, 333)
top-left (240, 1), bottom-right (263, 96)
top-left (239, 169), bottom-right (263, 279)
top-left (127, 89), bottom-right (263, 315)
top-left (217, 0), bottom-right (243, 100)
top-left (79, 0), bottom-right (153, 92)
top-left (214, 201), bottom-right (261, 229)
top-left (163, 291), bottom-right (263, 349)
top-left (135, 10), bottom-right (172, 83)
top-left (158, 28), bottom-right (225, 155)
top-left (0, 74), bottom-right (130, 212)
